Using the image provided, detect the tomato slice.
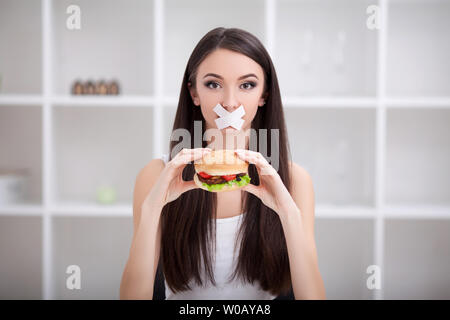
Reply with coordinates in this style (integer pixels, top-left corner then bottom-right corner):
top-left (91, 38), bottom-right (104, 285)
top-left (198, 171), bottom-right (212, 179)
top-left (221, 174), bottom-right (236, 182)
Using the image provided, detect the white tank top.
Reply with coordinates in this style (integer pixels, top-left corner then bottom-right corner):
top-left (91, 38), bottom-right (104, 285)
top-left (160, 153), bottom-right (277, 300)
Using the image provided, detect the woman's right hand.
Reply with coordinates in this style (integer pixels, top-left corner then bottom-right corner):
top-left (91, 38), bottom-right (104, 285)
top-left (141, 148), bottom-right (212, 212)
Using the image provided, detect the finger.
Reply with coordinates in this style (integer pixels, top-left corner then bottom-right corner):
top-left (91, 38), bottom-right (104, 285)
top-left (253, 156), bottom-right (276, 176)
top-left (191, 148), bottom-right (213, 161)
top-left (172, 148), bottom-right (211, 167)
top-left (242, 183), bottom-right (261, 198)
top-left (181, 179), bottom-right (198, 193)
top-left (235, 149), bottom-right (264, 162)
top-left (234, 150), bottom-right (260, 176)
top-left (235, 150), bottom-right (273, 175)
top-left (244, 150), bottom-right (271, 166)
top-left (234, 149), bottom-right (253, 162)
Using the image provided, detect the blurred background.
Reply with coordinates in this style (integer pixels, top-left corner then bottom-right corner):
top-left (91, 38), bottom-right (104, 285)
top-left (0, 0), bottom-right (449, 300)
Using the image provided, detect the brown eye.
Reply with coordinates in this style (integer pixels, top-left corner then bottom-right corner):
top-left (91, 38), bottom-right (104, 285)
top-left (205, 81), bottom-right (220, 89)
top-left (241, 82), bottom-right (256, 90)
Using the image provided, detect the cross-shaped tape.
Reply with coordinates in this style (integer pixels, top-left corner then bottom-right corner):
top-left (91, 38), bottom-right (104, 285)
top-left (213, 103), bottom-right (246, 130)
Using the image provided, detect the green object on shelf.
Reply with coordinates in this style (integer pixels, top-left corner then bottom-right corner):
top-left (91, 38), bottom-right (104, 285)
top-left (96, 185), bottom-right (116, 204)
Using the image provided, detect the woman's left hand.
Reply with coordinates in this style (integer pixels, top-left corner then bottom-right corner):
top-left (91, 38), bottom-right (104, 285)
top-left (235, 149), bottom-right (298, 216)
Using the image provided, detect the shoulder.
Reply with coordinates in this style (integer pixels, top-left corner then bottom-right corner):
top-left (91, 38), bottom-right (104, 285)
top-left (134, 158), bottom-right (166, 197)
top-left (288, 160), bottom-right (314, 189)
top-left (287, 160), bottom-right (316, 227)
top-left (137, 158), bottom-right (166, 181)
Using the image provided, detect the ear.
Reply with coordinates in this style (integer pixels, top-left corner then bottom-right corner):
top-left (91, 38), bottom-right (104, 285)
top-left (258, 92), bottom-right (269, 107)
top-left (187, 81), bottom-right (200, 106)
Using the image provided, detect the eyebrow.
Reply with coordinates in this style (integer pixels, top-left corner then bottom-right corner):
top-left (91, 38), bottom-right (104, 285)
top-left (203, 73), bottom-right (259, 80)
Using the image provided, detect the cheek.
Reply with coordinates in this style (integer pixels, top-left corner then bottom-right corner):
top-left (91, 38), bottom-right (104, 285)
top-left (200, 105), bottom-right (217, 125)
top-left (242, 103), bottom-right (259, 121)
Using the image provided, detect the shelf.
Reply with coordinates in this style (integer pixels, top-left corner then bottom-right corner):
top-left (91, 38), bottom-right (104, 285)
top-left (282, 97), bottom-right (377, 108)
top-left (316, 204), bottom-right (376, 219)
top-left (52, 95), bottom-right (156, 107)
top-left (383, 205), bottom-right (450, 219)
top-left (0, 204), bottom-right (42, 216)
top-left (2, 202), bottom-right (450, 219)
top-left (386, 97), bottom-right (450, 108)
top-left (50, 201), bottom-right (132, 216)
top-left (0, 95), bottom-right (43, 106)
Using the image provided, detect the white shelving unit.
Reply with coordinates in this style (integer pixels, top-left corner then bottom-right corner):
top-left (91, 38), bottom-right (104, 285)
top-left (0, 0), bottom-right (449, 300)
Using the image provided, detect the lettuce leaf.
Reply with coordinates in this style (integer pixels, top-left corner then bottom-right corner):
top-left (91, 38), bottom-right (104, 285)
top-left (202, 174), bottom-right (251, 192)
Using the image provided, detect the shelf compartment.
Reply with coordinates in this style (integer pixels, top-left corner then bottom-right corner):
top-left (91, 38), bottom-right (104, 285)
top-left (387, 0), bottom-right (450, 96)
top-left (52, 0), bottom-right (154, 95)
top-left (275, 0), bottom-right (377, 97)
top-left (285, 108), bottom-right (376, 207)
top-left (53, 105), bottom-right (153, 205)
top-left (386, 109), bottom-right (450, 207)
top-left (0, 216), bottom-right (42, 299)
top-left (0, 0), bottom-right (42, 94)
top-left (0, 105), bottom-right (42, 206)
top-left (384, 218), bottom-right (450, 299)
top-left (51, 216), bottom-right (132, 299)
top-left (315, 218), bottom-right (374, 299)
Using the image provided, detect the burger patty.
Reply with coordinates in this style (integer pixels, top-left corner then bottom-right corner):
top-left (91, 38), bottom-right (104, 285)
top-left (197, 172), bottom-right (247, 185)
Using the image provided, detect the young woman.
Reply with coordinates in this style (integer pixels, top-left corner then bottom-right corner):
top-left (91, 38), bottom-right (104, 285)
top-left (120, 27), bottom-right (326, 300)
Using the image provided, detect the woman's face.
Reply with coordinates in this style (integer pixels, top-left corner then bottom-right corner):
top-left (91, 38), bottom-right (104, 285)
top-left (188, 48), bottom-right (267, 136)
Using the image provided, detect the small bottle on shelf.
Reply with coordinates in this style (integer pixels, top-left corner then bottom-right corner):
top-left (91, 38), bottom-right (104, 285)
top-left (84, 80), bottom-right (96, 95)
top-left (71, 80), bottom-right (84, 95)
top-left (107, 80), bottom-right (120, 95)
top-left (95, 80), bottom-right (108, 95)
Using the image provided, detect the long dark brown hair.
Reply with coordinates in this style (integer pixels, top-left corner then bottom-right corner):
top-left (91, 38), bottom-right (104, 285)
top-left (160, 27), bottom-right (292, 297)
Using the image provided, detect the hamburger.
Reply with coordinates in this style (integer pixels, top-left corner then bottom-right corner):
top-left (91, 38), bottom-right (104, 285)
top-left (194, 149), bottom-right (251, 192)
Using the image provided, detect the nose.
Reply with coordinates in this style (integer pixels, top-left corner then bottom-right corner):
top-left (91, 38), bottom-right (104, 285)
top-left (221, 104), bottom-right (240, 113)
top-left (221, 88), bottom-right (240, 111)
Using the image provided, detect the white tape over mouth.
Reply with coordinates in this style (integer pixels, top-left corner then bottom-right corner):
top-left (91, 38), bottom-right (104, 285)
top-left (213, 103), bottom-right (245, 130)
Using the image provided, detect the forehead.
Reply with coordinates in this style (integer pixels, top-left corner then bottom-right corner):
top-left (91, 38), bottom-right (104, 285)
top-left (197, 48), bottom-right (264, 80)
